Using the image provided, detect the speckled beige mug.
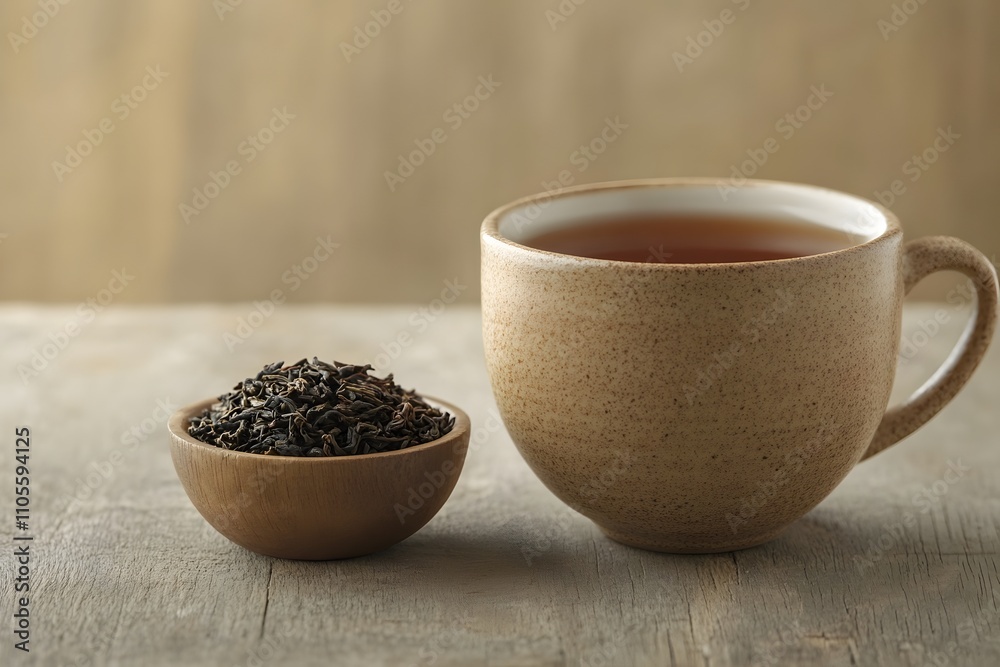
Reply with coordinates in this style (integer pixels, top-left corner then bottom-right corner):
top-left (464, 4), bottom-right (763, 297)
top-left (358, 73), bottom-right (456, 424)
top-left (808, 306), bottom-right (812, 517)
top-left (481, 178), bottom-right (998, 553)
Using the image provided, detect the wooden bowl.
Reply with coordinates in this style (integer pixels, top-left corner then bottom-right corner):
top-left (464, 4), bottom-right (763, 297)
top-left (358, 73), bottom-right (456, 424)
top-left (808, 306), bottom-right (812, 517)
top-left (168, 397), bottom-right (470, 560)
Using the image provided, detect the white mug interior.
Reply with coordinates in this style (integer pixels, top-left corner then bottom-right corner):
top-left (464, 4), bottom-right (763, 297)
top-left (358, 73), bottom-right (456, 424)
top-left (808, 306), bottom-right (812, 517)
top-left (496, 181), bottom-right (889, 259)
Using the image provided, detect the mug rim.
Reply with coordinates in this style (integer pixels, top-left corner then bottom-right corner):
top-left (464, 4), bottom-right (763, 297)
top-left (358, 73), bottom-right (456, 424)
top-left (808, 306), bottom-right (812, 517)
top-left (481, 178), bottom-right (903, 269)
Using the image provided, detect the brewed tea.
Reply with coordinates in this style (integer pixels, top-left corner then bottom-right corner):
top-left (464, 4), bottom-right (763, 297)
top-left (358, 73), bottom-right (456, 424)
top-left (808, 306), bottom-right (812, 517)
top-left (523, 214), bottom-right (851, 263)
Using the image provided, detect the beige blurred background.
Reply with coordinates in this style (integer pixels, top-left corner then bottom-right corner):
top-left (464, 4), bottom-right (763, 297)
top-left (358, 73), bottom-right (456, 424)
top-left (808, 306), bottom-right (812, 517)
top-left (1, 0), bottom-right (997, 303)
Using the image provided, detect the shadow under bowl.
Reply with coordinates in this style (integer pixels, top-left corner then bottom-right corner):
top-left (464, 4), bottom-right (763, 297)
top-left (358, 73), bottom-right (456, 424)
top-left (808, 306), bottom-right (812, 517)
top-left (167, 397), bottom-right (471, 560)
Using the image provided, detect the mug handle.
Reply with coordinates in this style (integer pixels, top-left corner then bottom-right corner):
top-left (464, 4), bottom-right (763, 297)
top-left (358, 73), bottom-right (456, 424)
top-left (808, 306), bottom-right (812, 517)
top-left (861, 236), bottom-right (998, 461)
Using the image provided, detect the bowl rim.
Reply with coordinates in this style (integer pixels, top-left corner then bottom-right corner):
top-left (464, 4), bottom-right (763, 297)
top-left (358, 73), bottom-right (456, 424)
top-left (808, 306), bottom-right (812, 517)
top-left (168, 394), bottom-right (471, 462)
top-left (480, 177), bottom-right (903, 269)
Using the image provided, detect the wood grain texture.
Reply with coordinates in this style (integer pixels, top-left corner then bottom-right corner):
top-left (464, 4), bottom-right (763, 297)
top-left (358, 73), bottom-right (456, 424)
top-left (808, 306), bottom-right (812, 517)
top-left (1, 1), bottom-right (998, 303)
top-left (0, 304), bottom-right (998, 666)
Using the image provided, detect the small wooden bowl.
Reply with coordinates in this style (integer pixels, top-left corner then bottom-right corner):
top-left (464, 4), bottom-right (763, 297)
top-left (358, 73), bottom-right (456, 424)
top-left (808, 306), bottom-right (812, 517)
top-left (168, 397), bottom-right (470, 560)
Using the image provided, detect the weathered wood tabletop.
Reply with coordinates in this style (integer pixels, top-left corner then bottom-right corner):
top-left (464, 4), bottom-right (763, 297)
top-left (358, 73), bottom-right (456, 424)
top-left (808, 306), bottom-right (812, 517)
top-left (1, 304), bottom-right (998, 666)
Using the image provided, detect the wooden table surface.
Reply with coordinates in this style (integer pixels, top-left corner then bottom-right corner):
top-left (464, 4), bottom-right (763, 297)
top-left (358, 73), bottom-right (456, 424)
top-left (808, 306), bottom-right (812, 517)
top-left (1, 304), bottom-right (998, 667)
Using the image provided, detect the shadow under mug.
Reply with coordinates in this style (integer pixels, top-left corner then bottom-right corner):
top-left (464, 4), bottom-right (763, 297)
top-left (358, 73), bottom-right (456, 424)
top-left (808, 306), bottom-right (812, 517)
top-left (480, 178), bottom-right (998, 553)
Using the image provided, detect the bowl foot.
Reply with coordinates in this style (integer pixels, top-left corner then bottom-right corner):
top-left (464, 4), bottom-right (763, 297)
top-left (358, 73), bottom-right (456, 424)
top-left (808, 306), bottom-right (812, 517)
top-left (596, 524), bottom-right (789, 554)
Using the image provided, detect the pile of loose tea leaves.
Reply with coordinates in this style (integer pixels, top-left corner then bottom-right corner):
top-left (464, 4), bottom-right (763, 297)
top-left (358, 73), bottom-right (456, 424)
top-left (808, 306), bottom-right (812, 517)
top-left (188, 358), bottom-right (455, 457)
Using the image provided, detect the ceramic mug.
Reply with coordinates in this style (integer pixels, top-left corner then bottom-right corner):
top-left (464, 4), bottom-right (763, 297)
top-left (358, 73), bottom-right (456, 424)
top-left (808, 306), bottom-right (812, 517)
top-left (481, 178), bottom-right (998, 553)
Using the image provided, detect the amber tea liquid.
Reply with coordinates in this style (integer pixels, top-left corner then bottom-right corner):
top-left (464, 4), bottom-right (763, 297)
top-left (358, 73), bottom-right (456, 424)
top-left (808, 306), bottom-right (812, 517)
top-left (523, 214), bottom-right (851, 264)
